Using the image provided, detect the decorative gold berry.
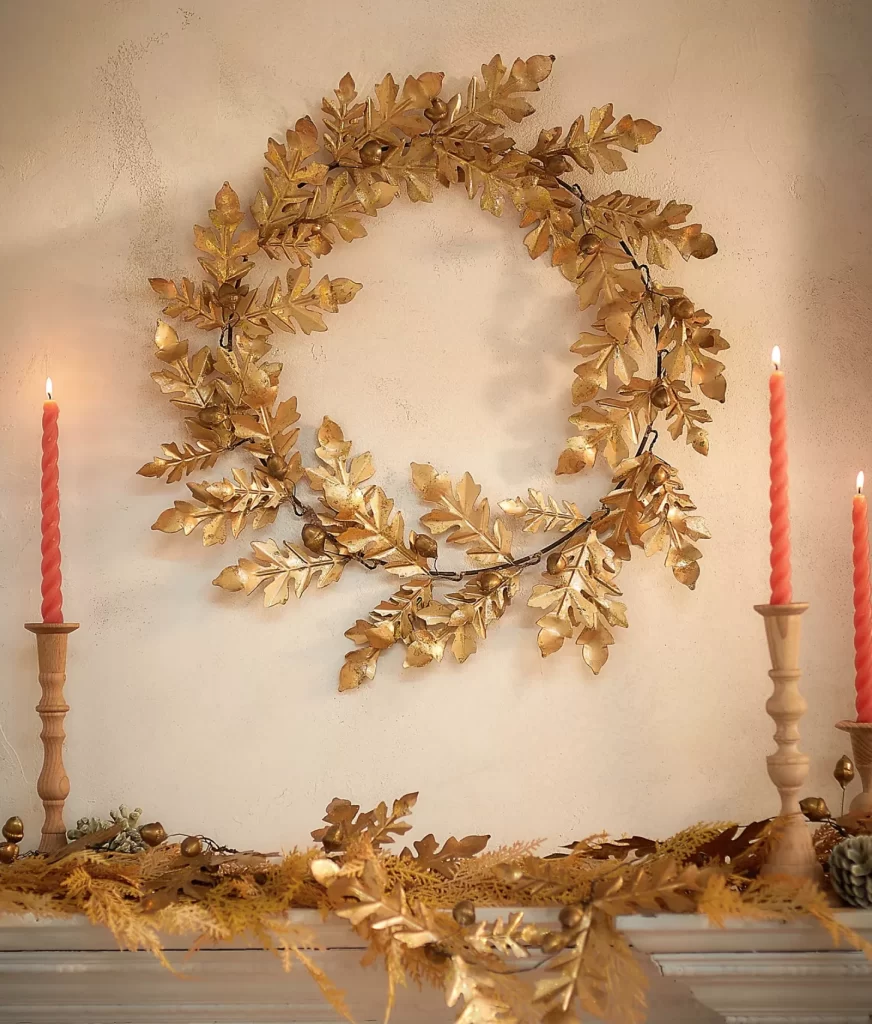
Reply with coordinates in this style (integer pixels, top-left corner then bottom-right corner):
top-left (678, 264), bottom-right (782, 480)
top-left (546, 550), bottom-right (567, 574)
top-left (139, 822), bottom-right (168, 848)
top-left (578, 232), bottom-right (602, 255)
top-left (265, 454), bottom-right (288, 479)
top-left (671, 296), bottom-right (695, 320)
top-left (180, 836), bottom-right (203, 858)
top-left (494, 862), bottom-right (524, 884)
top-left (799, 796), bottom-right (830, 822)
top-left (198, 406), bottom-right (227, 427)
top-left (650, 383), bottom-right (671, 410)
top-left (424, 97), bottom-right (448, 122)
top-left (452, 899), bottom-right (476, 926)
top-left (302, 523), bottom-right (328, 554)
top-left (413, 534), bottom-right (439, 560)
top-left (360, 140), bottom-right (387, 165)
top-left (0, 842), bottom-right (18, 865)
top-left (558, 904), bottom-right (584, 930)
top-left (540, 930), bottom-right (564, 954)
top-left (2, 817), bottom-right (24, 844)
top-left (479, 571), bottom-right (503, 593)
top-left (835, 754), bottom-right (856, 788)
top-left (544, 154), bottom-right (571, 175)
top-left (650, 464), bottom-right (671, 487)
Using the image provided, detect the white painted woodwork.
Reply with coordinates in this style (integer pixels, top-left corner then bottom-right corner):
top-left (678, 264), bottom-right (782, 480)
top-left (3, 910), bottom-right (872, 1022)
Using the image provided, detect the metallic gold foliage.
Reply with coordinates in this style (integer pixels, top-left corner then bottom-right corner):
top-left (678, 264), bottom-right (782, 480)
top-left (585, 192), bottom-right (717, 267)
top-left (213, 539), bottom-right (347, 606)
top-left (140, 55), bottom-right (727, 686)
top-left (5, 793), bottom-right (872, 1024)
top-left (499, 491), bottom-right (587, 534)
top-left (528, 528), bottom-right (626, 674)
top-left (593, 453), bottom-right (710, 588)
top-left (312, 793), bottom-right (418, 851)
top-left (403, 834), bottom-right (491, 879)
top-left (413, 463), bottom-right (513, 566)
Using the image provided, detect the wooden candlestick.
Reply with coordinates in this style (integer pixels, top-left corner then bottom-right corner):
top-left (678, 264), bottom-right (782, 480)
top-left (24, 621), bottom-right (78, 854)
top-left (836, 720), bottom-right (872, 815)
top-left (754, 603), bottom-right (822, 882)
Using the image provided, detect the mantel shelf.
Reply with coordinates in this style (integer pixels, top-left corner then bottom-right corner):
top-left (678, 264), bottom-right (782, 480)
top-left (2, 909), bottom-right (872, 1023)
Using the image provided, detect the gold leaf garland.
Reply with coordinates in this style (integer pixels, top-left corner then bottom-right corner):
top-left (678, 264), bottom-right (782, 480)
top-left (3, 794), bottom-right (872, 1024)
top-left (140, 54), bottom-right (727, 688)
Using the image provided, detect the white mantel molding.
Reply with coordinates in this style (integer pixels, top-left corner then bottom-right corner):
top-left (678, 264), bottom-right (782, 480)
top-left (1, 909), bottom-right (871, 1023)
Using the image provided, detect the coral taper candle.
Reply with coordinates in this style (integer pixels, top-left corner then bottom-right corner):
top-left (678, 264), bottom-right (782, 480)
top-left (852, 472), bottom-right (872, 721)
top-left (768, 347), bottom-right (792, 605)
top-left (40, 378), bottom-right (63, 623)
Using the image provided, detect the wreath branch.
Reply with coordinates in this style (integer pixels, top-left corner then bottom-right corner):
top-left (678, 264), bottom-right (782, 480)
top-left (142, 54), bottom-right (725, 686)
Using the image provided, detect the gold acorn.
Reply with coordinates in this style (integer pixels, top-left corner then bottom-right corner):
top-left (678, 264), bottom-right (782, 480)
top-left (413, 534), bottom-right (439, 560)
top-left (139, 822), bottom-right (168, 848)
top-left (558, 904), bottom-right (584, 930)
top-left (265, 454), bottom-right (288, 480)
top-left (2, 816), bottom-right (24, 844)
top-left (198, 406), bottom-right (227, 427)
top-left (180, 835), bottom-right (203, 858)
top-left (799, 796), bottom-right (830, 822)
top-left (650, 464), bottom-right (671, 487)
top-left (546, 550), bottom-right (567, 574)
top-left (650, 383), bottom-right (671, 410)
top-left (494, 862), bottom-right (524, 884)
top-left (479, 571), bottom-right (503, 593)
top-left (302, 523), bottom-right (328, 554)
top-left (578, 232), bottom-right (602, 255)
top-left (0, 842), bottom-right (18, 865)
top-left (424, 97), bottom-right (448, 122)
top-left (452, 899), bottom-right (476, 926)
top-left (671, 296), bottom-right (695, 320)
top-left (540, 930), bottom-right (564, 954)
top-left (835, 754), bottom-right (856, 788)
top-left (360, 140), bottom-right (387, 165)
top-left (544, 154), bottom-right (571, 175)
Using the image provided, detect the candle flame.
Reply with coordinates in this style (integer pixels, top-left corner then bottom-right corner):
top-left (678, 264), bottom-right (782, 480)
top-left (859, 471), bottom-right (865, 494)
top-left (771, 346), bottom-right (781, 371)
top-left (45, 377), bottom-right (53, 400)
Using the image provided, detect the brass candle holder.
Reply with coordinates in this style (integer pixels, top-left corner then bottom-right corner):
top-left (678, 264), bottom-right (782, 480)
top-left (24, 621), bottom-right (78, 854)
top-left (754, 603), bottom-right (822, 881)
top-left (836, 720), bottom-right (872, 815)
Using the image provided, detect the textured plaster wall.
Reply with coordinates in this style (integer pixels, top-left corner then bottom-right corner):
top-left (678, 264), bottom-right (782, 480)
top-left (1, 0), bottom-right (871, 852)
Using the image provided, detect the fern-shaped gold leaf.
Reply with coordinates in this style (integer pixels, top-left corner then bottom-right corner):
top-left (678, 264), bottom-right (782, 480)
top-left (412, 463), bottom-right (512, 565)
top-left (213, 539), bottom-right (347, 607)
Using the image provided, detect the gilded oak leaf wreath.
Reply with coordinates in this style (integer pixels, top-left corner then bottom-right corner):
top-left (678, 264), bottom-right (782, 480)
top-left (140, 54), bottom-right (725, 689)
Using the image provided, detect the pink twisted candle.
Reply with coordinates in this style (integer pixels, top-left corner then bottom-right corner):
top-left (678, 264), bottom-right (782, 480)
top-left (852, 476), bottom-right (872, 722)
top-left (40, 380), bottom-right (63, 623)
top-left (768, 350), bottom-right (792, 605)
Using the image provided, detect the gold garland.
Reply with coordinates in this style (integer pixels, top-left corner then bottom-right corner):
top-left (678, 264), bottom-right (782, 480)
top-left (139, 54), bottom-right (726, 689)
top-left (2, 795), bottom-right (869, 1024)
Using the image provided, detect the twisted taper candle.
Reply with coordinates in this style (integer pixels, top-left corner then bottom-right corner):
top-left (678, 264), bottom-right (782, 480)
top-left (852, 479), bottom-right (872, 721)
top-left (40, 389), bottom-right (63, 623)
top-left (768, 356), bottom-right (792, 605)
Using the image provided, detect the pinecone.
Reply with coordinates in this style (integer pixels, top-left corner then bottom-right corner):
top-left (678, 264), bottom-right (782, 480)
top-left (66, 805), bottom-right (146, 853)
top-left (829, 835), bottom-right (872, 907)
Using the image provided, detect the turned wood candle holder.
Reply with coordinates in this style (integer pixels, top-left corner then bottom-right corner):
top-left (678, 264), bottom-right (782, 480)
top-left (24, 622), bottom-right (78, 854)
top-left (836, 720), bottom-right (872, 815)
top-left (754, 603), bottom-right (822, 882)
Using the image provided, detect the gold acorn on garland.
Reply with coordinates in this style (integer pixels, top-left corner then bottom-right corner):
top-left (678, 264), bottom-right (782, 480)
top-left (139, 54), bottom-right (725, 689)
top-left (829, 835), bottom-right (872, 908)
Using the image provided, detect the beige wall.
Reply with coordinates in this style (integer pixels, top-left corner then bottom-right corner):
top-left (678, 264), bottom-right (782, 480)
top-left (1, 0), bottom-right (870, 851)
